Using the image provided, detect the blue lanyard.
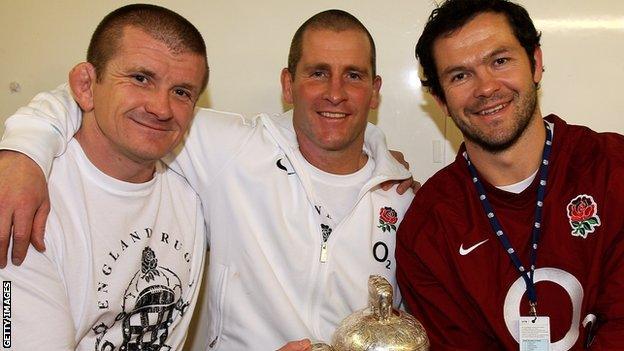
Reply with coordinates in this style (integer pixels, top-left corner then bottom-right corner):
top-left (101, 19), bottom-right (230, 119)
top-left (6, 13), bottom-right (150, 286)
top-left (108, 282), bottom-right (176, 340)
top-left (464, 122), bottom-right (553, 316)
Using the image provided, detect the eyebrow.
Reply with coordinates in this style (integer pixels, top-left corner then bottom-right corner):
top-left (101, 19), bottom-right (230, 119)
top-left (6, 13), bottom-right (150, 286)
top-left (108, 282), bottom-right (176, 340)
top-left (483, 47), bottom-right (512, 63)
top-left (301, 63), bottom-right (370, 76)
top-left (126, 66), bottom-right (157, 79)
top-left (175, 82), bottom-right (199, 95)
top-left (301, 63), bottom-right (331, 72)
top-left (127, 67), bottom-right (199, 94)
top-left (440, 46), bottom-right (513, 78)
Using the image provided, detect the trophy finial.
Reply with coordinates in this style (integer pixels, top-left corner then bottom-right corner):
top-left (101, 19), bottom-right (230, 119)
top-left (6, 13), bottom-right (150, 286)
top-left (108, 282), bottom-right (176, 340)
top-left (368, 274), bottom-right (393, 321)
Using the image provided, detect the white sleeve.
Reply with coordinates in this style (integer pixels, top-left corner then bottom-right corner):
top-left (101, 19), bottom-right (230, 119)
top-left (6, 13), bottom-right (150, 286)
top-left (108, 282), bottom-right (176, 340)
top-left (0, 84), bottom-right (82, 179)
top-left (165, 108), bottom-right (255, 193)
top-left (0, 246), bottom-right (76, 350)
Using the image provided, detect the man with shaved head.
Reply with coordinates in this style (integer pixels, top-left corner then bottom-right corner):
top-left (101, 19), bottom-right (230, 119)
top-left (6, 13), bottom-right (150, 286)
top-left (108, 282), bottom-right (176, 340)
top-left (0, 4), bottom-right (209, 349)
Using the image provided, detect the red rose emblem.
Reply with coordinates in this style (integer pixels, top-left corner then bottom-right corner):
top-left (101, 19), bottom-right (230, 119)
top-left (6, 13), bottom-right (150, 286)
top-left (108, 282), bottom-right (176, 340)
top-left (380, 207), bottom-right (398, 225)
top-left (378, 207), bottom-right (398, 233)
top-left (567, 194), bottom-right (601, 239)
top-left (567, 196), bottom-right (596, 222)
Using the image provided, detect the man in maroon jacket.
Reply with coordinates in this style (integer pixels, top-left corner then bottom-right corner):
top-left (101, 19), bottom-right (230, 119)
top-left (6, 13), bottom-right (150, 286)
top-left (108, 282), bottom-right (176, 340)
top-left (396, 0), bottom-right (624, 349)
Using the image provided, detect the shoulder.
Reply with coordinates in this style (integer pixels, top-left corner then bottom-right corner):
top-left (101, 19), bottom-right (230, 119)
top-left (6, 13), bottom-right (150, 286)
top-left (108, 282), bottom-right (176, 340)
top-left (398, 161), bottom-right (471, 242)
top-left (175, 108), bottom-right (262, 161)
top-left (550, 115), bottom-right (624, 169)
top-left (416, 161), bottom-right (470, 211)
top-left (186, 108), bottom-right (277, 145)
top-left (397, 156), bottom-right (483, 250)
top-left (191, 107), bottom-right (256, 131)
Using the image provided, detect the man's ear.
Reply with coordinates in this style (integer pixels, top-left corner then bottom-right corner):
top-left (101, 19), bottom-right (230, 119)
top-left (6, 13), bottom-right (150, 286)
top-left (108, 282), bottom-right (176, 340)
top-left (532, 46), bottom-right (544, 84)
top-left (369, 75), bottom-right (383, 110)
top-left (68, 62), bottom-right (97, 112)
top-left (280, 68), bottom-right (294, 105)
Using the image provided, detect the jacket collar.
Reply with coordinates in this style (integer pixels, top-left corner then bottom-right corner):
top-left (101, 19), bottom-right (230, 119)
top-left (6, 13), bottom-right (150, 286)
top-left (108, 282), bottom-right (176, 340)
top-left (259, 110), bottom-right (411, 183)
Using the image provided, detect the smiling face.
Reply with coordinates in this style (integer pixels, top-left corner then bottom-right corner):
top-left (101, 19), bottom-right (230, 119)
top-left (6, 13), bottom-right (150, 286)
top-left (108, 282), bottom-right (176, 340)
top-left (281, 28), bottom-right (381, 164)
top-left (88, 26), bottom-right (206, 166)
top-left (433, 12), bottom-right (543, 152)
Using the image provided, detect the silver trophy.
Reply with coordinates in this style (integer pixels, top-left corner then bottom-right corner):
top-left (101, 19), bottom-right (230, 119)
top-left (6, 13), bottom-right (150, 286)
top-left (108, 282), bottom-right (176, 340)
top-left (313, 275), bottom-right (429, 351)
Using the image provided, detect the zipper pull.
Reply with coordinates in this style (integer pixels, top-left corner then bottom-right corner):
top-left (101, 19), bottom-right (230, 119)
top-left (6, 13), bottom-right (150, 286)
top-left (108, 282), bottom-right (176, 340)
top-left (320, 242), bottom-right (328, 263)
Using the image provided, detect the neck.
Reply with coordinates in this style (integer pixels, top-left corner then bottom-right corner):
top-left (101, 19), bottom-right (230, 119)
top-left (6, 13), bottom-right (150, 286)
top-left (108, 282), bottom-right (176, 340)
top-left (75, 114), bottom-right (156, 183)
top-left (465, 114), bottom-right (546, 187)
top-left (297, 138), bottom-right (368, 175)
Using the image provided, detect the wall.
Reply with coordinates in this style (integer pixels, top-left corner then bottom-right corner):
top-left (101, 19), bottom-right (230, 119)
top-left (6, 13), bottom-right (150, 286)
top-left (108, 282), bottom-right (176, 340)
top-left (1, 1), bottom-right (623, 181)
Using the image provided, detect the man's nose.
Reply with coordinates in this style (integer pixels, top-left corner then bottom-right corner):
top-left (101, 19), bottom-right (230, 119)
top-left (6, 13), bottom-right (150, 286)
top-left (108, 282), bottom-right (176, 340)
top-left (324, 77), bottom-right (348, 104)
top-left (473, 71), bottom-right (501, 99)
top-left (146, 89), bottom-right (173, 119)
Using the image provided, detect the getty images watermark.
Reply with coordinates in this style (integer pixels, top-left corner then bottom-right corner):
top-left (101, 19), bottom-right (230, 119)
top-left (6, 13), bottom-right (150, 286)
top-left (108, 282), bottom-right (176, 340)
top-left (2, 281), bottom-right (10, 349)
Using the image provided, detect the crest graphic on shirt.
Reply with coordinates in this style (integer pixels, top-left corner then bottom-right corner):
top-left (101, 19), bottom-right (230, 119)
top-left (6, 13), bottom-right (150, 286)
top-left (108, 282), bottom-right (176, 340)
top-left (567, 194), bottom-right (601, 239)
top-left (93, 247), bottom-right (190, 351)
top-left (377, 207), bottom-right (398, 233)
top-left (320, 224), bottom-right (333, 242)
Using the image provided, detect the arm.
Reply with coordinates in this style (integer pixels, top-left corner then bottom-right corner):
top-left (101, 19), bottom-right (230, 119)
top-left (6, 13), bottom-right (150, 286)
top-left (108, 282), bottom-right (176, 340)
top-left (0, 151), bottom-right (49, 267)
top-left (2, 84), bottom-right (82, 177)
top-left (0, 84), bottom-right (82, 266)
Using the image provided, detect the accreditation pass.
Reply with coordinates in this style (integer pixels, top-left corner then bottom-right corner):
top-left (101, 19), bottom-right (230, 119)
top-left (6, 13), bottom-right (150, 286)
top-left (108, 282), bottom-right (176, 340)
top-left (519, 316), bottom-right (550, 351)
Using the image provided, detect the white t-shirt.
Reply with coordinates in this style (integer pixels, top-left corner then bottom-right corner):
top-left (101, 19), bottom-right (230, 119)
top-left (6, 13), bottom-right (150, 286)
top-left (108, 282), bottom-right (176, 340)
top-left (295, 149), bottom-right (375, 224)
top-left (0, 139), bottom-right (206, 350)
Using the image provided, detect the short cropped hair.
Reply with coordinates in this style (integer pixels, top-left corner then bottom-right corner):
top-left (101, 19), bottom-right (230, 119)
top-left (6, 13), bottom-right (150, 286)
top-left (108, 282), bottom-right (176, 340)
top-left (287, 9), bottom-right (377, 77)
top-left (87, 4), bottom-right (209, 91)
top-left (416, 0), bottom-right (541, 101)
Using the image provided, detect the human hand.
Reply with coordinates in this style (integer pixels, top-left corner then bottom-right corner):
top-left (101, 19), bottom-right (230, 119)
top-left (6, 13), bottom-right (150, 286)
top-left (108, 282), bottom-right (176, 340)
top-left (276, 339), bottom-right (312, 351)
top-left (0, 150), bottom-right (49, 267)
top-left (381, 150), bottom-right (421, 195)
top-left (389, 150), bottom-right (409, 170)
top-left (381, 177), bottom-right (421, 195)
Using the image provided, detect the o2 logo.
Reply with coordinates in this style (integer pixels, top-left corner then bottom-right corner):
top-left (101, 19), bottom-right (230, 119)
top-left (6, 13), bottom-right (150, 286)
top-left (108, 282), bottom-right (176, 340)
top-left (373, 241), bottom-right (391, 269)
top-left (503, 268), bottom-right (583, 350)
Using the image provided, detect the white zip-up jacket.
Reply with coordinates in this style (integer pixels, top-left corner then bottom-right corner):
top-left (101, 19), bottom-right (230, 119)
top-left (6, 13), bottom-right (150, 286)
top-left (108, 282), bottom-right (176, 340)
top-left (0, 85), bottom-right (414, 350)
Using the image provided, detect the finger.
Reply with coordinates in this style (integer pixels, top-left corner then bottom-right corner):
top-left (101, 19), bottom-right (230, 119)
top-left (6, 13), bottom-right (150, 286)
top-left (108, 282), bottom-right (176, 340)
top-left (277, 339), bottom-right (311, 351)
top-left (31, 198), bottom-right (50, 252)
top-left (379, 180), bottom-right (393, 191)
top-left (11, 207), bottom-right (37, 265)
top-left (0, 208), bottom-right (11, 268)
top-left (411, 180), bottom-right (422, 194)
top-left (389, 150), bottom-right (405, 163)
top-left (396, 178), bottom-right (413, 195)
top-left (296, 339), bottom-right (312, 351)
top-left (389, 150), bottom-right (410, 170)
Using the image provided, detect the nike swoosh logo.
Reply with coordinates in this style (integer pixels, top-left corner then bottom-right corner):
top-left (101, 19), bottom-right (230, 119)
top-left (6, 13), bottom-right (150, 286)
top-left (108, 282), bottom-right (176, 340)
top-left (276, 158), bottom-right (295, 175)
top-left (459, 239), bottom-right (489, 256)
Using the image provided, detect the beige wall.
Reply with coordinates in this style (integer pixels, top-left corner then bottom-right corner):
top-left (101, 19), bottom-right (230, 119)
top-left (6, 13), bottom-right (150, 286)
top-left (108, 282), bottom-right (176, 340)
top-left (1, 1), bottom-right (623, 181)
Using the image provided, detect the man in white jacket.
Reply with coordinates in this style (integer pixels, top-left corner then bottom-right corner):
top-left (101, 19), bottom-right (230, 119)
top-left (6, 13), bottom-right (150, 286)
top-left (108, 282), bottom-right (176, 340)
top-left (0, 9), bottom-right (414, 351)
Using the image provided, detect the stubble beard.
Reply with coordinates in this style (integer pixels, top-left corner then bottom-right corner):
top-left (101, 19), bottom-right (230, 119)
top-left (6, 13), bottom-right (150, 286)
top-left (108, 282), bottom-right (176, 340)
top-left (452, 85), bottom-right (538, 154)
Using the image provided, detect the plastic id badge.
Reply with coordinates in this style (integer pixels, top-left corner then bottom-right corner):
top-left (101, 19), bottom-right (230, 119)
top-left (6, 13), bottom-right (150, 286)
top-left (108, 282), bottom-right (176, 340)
top-left (519, 316), bottom-right (550, 351)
